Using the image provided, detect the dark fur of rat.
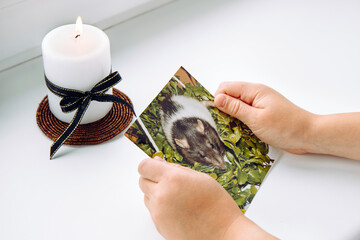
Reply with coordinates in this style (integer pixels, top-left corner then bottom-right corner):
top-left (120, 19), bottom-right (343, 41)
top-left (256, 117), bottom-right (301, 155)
top-left (160, 95), bottom-right (226, 170)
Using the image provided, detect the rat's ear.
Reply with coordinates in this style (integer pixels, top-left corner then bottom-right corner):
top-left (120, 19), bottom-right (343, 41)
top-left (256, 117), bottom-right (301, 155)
top-left (196, 119), bottom-right (205, 134)
top-left (175, 138), bottom-right (190, 149)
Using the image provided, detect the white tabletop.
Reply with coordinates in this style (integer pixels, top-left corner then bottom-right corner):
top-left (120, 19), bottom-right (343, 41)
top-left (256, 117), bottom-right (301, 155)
top-left (1, 0), bottom-right (360, 239)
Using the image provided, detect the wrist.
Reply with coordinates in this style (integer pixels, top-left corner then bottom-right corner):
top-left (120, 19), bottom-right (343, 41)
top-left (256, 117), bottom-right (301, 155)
top-left (304, 113), bottom-right (333, 154)
top-left (296, 112), bottom-right (321, 154)
top-left (302, 113), bottom-right (360, 159)
top-left (223, 215), bottom-right (278, 240)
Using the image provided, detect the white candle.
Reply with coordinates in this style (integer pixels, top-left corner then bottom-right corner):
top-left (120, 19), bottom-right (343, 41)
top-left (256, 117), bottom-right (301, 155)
top-left (42, 17), bottom-right (112, 124)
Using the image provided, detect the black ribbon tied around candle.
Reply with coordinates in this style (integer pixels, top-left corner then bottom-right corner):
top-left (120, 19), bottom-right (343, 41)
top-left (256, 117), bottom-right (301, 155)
top-left (45, 71), bottom-right (135, 159)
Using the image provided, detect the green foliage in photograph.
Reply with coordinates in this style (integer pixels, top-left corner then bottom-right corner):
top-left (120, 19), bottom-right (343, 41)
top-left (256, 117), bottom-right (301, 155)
top-left (125, 76), bottom-right (274, 212)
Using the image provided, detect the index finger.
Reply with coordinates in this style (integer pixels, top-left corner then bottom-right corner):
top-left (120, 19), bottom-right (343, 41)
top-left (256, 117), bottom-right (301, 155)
top-left (215, 82), bottom-right (265, 106)
top-left (138, 157), bottom-right (168, 183)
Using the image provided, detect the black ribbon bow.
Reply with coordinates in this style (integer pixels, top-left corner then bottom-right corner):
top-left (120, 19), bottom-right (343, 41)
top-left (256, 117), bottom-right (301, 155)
top-left (45, 71), bottom-right (135, 159)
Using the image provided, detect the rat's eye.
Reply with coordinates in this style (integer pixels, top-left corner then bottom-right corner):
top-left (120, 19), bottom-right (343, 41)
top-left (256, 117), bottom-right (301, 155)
top-left (210, 143), bottom-right (215, 149)
top-left (199, 153), bottom-right (205, 158)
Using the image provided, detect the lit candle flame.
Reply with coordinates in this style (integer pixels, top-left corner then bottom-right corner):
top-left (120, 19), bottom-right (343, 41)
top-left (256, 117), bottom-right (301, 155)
top-left (75, 16), bottom-right (83, 38)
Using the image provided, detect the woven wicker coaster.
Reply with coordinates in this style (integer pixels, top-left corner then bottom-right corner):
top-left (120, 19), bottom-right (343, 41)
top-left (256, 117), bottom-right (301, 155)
top-left (36, 88), bottom-right (133, 145)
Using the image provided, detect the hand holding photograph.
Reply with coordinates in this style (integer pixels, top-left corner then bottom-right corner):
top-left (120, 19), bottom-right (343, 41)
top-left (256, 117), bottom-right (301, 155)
top-left (125, 67), bottom-right (275, 212)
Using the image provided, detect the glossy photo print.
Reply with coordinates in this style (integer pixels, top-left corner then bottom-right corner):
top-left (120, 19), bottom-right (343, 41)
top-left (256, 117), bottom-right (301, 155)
top-left (125, 67), bottom-right (275, 212)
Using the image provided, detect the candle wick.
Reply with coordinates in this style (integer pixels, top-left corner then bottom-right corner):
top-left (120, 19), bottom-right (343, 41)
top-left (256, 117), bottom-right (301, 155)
top-left (75, 34), bottom-right (80, 39)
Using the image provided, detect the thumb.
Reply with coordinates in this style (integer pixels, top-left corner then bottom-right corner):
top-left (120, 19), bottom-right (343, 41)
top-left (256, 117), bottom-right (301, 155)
top-left (214, 94), bottom-right (256, 124)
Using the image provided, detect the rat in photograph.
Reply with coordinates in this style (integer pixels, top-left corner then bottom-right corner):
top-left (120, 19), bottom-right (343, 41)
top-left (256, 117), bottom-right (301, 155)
top-left (160, 95), bottom-right (226, 170)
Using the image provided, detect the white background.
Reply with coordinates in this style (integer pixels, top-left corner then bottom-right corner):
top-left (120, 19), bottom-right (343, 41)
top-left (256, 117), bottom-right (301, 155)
top-left (0, 0), bottom-right (175, 71)
top-left (1, 0), bottom-right (360, 239)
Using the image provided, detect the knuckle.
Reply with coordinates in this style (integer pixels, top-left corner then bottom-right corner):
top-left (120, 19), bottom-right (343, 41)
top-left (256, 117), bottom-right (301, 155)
top-left (252, 83), bottom-right (267, 95)
top-left (138, 177), bottom-right (148, 194)
top-left (254, 83), bottom-right (272, 95)
top-left (254, 83), bottom-right (265, 89)
top-left (254, 110), bottom-right (267, 125)
top-left (138, 177), bottom-right (143, 189)
top-left (253, 83), bottom-right (266, 90)
top-left (216, 81), bottom-right (231, 93)
top-left (218, 81), bottom-right (229, 89)
top-left (137, 162), bottom-right (144, 174)
top-left (228, 98), bottom-right (244, 115)
top-left (137, 159), bottom-right (149, 174)
top-left (154, 191), bottom-right (169, 206)
top-left (252, 111), bottom-right (262, 123)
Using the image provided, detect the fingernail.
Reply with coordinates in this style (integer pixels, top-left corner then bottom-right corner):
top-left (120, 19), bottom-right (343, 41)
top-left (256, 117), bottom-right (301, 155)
top-left (215, 95), bottom-right (227, 108)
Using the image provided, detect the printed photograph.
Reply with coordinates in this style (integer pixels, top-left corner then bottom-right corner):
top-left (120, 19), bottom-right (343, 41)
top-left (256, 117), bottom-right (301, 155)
top-left (125, 67), bottom-right (275, 212)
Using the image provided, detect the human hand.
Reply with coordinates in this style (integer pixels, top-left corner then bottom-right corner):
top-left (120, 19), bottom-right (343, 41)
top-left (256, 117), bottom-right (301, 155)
top-left (138, 157), bottom-right (275, 240)
top-left (214, 82), bottom-right (315, 154)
